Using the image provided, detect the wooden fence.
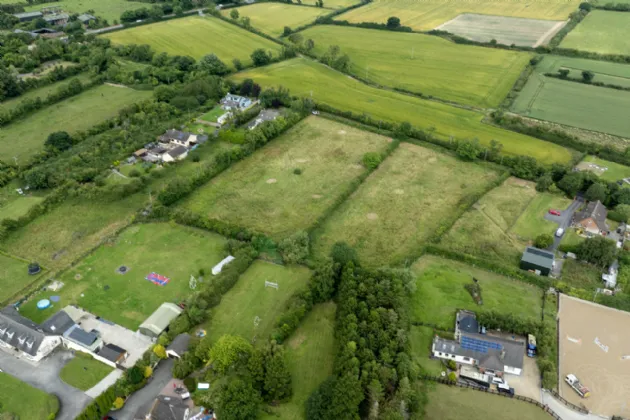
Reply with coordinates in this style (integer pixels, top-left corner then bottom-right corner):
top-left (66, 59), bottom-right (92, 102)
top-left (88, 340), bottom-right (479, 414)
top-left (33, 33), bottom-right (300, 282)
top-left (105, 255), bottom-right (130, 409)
top-left (547, 389), bottom-right (589, 414)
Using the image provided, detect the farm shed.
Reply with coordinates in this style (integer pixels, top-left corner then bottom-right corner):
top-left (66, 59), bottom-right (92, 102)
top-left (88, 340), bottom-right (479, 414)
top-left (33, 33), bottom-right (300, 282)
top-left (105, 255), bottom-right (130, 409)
top-left (520, 246), bottom-right (554, 276)
top-left (139, 303), bottom-right (183, 338)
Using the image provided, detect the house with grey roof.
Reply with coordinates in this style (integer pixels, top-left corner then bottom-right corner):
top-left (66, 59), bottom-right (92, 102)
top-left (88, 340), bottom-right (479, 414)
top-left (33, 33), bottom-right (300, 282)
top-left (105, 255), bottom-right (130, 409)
top-left (220, 93), bottom-right (253, 111)
top-left (64, 324), bottom-right (102, 352)
top-left (431, 310), bottom-right (525, 376)
top-left (0, 306), bottom-right (63, 362)
top-left (134, 395), bottom-right (191, 420)
top-left (573, 200), bottom-right (609, 236)
top-left (520, 246), bottom-right (554, 276)
top-left (162, 145), bottom-right (189, 163)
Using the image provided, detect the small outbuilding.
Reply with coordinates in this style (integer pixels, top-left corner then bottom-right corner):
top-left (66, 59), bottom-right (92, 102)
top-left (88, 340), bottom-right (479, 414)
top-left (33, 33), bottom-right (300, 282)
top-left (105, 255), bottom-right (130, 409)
top-left (98, 343), bottom-right (128, 364)
top-left (166, 333), bottom-right (191, 359)
top-left (520, 246), bottom-right (554, 276)
top-left (139, 303), bottom-right (183, 338)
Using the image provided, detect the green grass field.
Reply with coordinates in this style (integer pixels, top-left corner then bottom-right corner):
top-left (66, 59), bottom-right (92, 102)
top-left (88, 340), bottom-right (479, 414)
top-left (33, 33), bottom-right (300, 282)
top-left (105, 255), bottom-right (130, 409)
top-left (411, 255), bottom-right (543, 330)
top-left (335, 0), bottom-right (579, 31)
top-left (536, 55), bottom-right (630, 89)
top-left (221, 3), bottom-right (329, 36)
top-left (60, 352), bottom-right (114, 391)
top-left (581, 155), bottom-right (630, 182)
top-left (182, 117), bottom-right (390, 238)
top-left (301, 0), bottom-right (359, 8)
top-left (263, 302), bottom-right (336, 420)
top-left (425, 383), bottom-right (552, 420)
top-left (199, 106), bottom-right (226, 123)
top-left (511, 193), bottom-right (572, 241)
top-left (204, 261), bottom-right (311, 343)
top-left (232, 58), bottom-right (572, 164)
top-left (18, 223), bottom-right (227, 328)
top-left (103, 16), bottom-right (282, 64)
top-left (511, 73), bottom-right (630, 138)
top-left (0, 196), bottom-right (44, 221)
top-left (0, 253), bottom-right (42, 305)
top-left (0, 373), bottom-right (59, 420)
top-left (22, 0), bottom-right (150, 22)
top-left (300, 26), bottom-right (531, 108)
top-left (560, 11), bottom-right (630, 56)
top-left (0, 84), bottom-right (151, 163)
top-left (410, 325), bottom-right (445, 376)
top-left (441, 177), bottom-right (537, 264)
top-left (312, 143), bottom-right (501, 266)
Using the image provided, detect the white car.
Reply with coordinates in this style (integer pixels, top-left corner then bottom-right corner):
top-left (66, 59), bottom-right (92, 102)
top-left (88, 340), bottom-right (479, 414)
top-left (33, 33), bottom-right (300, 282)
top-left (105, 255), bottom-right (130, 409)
top-left (555, 228), bottom-right (564, 237)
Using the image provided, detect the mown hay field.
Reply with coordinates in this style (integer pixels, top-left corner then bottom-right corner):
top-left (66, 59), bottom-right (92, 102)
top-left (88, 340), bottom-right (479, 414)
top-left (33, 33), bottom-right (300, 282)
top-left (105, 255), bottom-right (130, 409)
top-left (0, 84), bottom-right (151, 163)
top-left (440, 177), bottom-right (537, 264)
top-left (232, 58), bottom-right (573, 164)
top-left (103, 16), bottom-right (282, 63)
top-left (560, 11), bottom-right (630, 56)
top-left (181, 117), bottom-right (391, 239)
top-left (511, 72), bottom-right (630, 139)
top-left (221, 3), bottom-right (329, 36)
top-left (335, 0), bottom-right (580, 31)
top-left (311, 143), bottom-right (502, 266)
top-left (301, 25), bottom-right (532, 107)
top-left (19, 223), bottom-right (228, 328)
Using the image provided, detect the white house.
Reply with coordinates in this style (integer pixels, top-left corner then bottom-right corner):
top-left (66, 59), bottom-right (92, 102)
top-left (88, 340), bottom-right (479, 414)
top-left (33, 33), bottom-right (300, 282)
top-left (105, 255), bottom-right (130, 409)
top-left (162, 146), bottom-right (188, 163)
top-left (220, 94), bottom-right (253, 111)
top-left (0, 306), bottom-right (63, 362)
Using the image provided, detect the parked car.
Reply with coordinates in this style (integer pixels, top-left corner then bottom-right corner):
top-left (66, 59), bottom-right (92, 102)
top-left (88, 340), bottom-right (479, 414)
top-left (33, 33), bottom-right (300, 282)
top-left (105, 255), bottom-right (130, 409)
top-left (549, 209), bottom-right (561, 216)
top-left (556, 228), bottom-right (564, 237)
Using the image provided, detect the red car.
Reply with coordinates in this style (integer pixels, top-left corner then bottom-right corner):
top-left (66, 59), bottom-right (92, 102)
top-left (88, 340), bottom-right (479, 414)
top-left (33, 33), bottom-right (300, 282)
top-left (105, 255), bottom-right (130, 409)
top-left (549, 209), bottom-right (561, 216)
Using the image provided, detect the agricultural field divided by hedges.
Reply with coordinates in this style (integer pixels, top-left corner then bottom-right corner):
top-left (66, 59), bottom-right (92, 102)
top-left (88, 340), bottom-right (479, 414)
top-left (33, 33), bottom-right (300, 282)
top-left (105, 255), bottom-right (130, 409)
top-left (301, 25), bottom-right (532, 108)
top-left (232, 58), bottom-right (573, 164)
top-left (221, 3), bottom-right (329, 36)
top-left (22, 0), bottom-right (148, 22)
top-left (560, 11), bottom-right (630, 56)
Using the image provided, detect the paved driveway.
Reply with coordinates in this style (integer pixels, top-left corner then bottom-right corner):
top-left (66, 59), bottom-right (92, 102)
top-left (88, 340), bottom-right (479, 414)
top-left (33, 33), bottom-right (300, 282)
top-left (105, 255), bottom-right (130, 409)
top-left (542, 390), bottom-right (602, 420)
top-left (0, 350), bottom-right (91, 420)
top-left (544, 198), bottom-right (583, 251)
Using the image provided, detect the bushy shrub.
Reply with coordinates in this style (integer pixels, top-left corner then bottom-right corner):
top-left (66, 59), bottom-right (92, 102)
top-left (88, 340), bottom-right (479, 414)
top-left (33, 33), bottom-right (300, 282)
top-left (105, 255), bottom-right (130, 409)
top-left (278, 231), bottom-right (309, 264)
top-left (361, 152), bottom-right (382, 169)
top-left (293, 168), bottom-right (302, 175)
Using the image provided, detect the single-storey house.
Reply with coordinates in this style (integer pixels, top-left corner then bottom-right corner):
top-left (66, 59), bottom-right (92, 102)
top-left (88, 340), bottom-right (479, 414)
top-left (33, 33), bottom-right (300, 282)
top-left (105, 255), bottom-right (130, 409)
top-left (13, 11), bottom-right (43, 22)
top-left (166, 334), bottom-right (191, 359)
top-left (63, 324), bottom-right (103, 352)
top-left (98, 343), bottom-right (128, 365)
top-left (573, 200), bottom-right (608, 236)
top-left (139, 303), bottom-right (183, 338)
top-left (432, 311), bottom-right (525, 376)
top-left (520, 246), bottom-right (554, 276)
top-left (220, 94), bottom-right (253, 111)
top-left (0, 306), bottom-right (63, 362)
top-left (43, 12), bottom-right (69, 26)
top-left (162, 146), bottom-right (188, 163)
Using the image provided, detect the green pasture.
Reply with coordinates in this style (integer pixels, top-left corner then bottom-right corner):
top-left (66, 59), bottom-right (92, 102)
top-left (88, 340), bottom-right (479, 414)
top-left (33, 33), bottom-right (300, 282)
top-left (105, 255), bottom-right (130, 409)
top-left (511, 193), bottom-right (572, 241)
top-left (560, 11), bottom-right (630, 56)
top-left (221, 3), bottom-right (328, 36)
top-left (0, 253), bottom-right (42, 305)
top-left (0, 373), bottom-right (59, 420)
top-left (441, 177), bottom-right (537, 264)
top-left (263, 302), bottom-right (336, 420)
top-left (0, 84), bottom-right (151, 163)
top-left (312, 143), bottom-right (501, 266)
top-left (511, 73), bottom-right (630, 138)
top-left (204, 260), bottom-right (312, 343)
top-left (0, 73), bottom-right (93, 114)
top-left (561, 259), bottom-right (603, 290)
top-left (60, 352), bottom-right (114, 391)
top-left (18, 223), bottom-right (227, 328)
top-left (425, 383), bottom-right (552, 420)
top-left (335, 0), bottom-right (579, 31)
top-left (300, 0), bottom-right (359, 8)
top-left (410, 326), bottom-right (445, 376)
top-left (103, 16), bottom-right (281, 64)
top-left (232, 58), bottom-right (572, 164)
top-left (581, 155), bottom-right (630, 182)
top-left (410, 255), bottom-right (543, 330)
top-left (0, 196), bottom-right (44, 221)
top-left (301, 25), bottom-right (531, 108)
top-left (23, 0), bottom-right (149, 22)
top-left (537, 55), bottom-right (630, 88)
top-left (182, 116), bottom-right (390, 238)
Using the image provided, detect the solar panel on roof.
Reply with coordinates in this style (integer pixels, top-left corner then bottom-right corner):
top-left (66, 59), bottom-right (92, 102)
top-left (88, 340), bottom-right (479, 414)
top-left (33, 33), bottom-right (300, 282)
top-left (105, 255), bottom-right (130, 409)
top-left (461, 336), bottom-right (503, 354)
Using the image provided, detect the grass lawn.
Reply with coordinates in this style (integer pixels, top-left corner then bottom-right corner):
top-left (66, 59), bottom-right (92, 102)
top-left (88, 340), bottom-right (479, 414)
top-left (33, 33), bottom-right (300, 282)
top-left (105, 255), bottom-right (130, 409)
top-left (103, 16), bottom-right (282, 65)
top-left (410, 326), bottom-right (445, 376)
top-left (411, 255), bottom-right (543, 330)
top-left (511, 73), bottom-right (630, 138)
top-left (0, 373), bottom-right (59, 419)
top-left (561, 228), bottom-right (585, 247)
top-left (301, 26), bottom-right (532, 108)
top-left (199, 106), bottom-right (226, 123)
top-left (560, 11), bottom-right (630, 56)
top-left (204, 260), bottom-right (311, 344)
top-left (18, 223), bottom-right (227, 328)
top-left (335, 0), bottom-right (579, 31)
top-left (221, 3), bottom-right (329, 36)
top-left (441, 177), bottom-right (537, 264)
top-left (0, 84), bottom-right (151, 163)
top-left (581, 156), bottom-right (630, 182)
top-left (0, 73), bottom-right (93, 114)
top-left (60, 352), bottom-right (114, 391)
top-left (511, 193), bottom-right (572, 241)
top-left (181, 116), bottom-right (391, 238)
top-left (263, 302), bottom-right (336, 420)
top-left (561, 259), bottom-right (603, 290)
top-left (22, 0), bottom-right (150, 22)
top-left (0, 253), bottom-right (43, 305)
top-left (425, 383), bottom-right (552, 420)
top-left (232, 58), bottom-right (572, 164)
top-left (0, 195), bottom-right (44, 221)
top-left (311, 143), bottom-right (501, 266)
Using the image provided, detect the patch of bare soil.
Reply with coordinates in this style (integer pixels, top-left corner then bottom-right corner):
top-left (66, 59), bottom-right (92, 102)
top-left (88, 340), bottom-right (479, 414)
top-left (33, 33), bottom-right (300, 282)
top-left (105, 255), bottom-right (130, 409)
top-left (367, 213), bottom-right (378, 220)
top-left (266, 178), bottom-right (277, 184)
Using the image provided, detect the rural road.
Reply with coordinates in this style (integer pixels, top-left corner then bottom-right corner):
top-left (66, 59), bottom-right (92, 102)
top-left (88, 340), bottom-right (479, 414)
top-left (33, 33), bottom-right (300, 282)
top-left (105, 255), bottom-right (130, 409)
top-left (541, 390), bottom-right (602, 420)
top-left (544, 198), bottom-right (582, 251)
top-left (0, 350), bottom-right (91, 420)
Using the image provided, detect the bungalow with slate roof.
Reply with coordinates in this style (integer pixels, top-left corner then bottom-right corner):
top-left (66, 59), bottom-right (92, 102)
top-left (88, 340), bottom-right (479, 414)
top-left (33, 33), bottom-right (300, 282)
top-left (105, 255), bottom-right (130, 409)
top-left (573, 200), bottom-right (609, 236)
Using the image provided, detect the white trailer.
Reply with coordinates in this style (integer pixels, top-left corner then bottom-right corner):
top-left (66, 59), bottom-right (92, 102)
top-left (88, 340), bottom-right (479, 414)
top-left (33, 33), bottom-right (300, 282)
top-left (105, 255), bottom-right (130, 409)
top-left (565, 374), bottom-right (590, 398)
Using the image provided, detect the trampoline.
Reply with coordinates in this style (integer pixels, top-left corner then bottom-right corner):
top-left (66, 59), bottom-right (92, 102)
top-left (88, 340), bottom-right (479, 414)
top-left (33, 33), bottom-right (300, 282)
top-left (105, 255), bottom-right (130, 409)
top-left (37, 299), bottom-right (51, 310)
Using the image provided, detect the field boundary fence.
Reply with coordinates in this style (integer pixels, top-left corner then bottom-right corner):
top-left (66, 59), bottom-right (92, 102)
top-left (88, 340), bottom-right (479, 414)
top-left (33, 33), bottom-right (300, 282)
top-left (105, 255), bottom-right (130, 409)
top-left (420, 374), bottom-right (562, 419)
top-left (547, 389), bottom-right (589, 414)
